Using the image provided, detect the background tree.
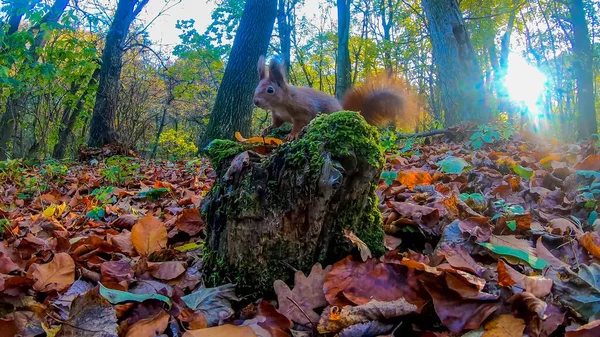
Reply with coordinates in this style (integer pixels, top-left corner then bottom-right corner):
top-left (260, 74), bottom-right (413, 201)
top-left (87, 0), bottom-right (149, 148)
top-left (335, 0), bottom-right (352, 99)
top-left (421, 0), bottom-right (490, 126)
top-left (568, 0), bottom-right (597, 139)
top-left (201, 0), bottom-right (277, 144)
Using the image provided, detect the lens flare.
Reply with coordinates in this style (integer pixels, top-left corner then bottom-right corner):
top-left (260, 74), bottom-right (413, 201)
top-left (503, 53), bottom-right (547, 119)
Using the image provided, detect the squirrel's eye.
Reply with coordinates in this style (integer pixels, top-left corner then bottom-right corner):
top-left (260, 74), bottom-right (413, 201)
top-left (267, 87), bottom-right (274, 94)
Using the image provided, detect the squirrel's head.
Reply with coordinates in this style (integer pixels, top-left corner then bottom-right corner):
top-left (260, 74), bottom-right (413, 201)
top-left (254, 55), bottom-right (289, 109)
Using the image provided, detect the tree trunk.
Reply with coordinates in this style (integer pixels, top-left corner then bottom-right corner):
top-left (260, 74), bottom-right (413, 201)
top-left (380, 0), bottom-right (394, 74)
top-left (421, 0), bottom-right (490, 126)
top-left (202, 112), bottom-right (385, 293)
top-left (277, 0), bottom-right (296, 74)
top-left (569, 0), bottom-right (597, 140)
top-left (0, 0), bottom-right (70, 160)
top-left (87, 0), bottom-right (149, 148)
top-left (335, 0), bottom-right (352, 100)
top-left (201, 0), bottom-right (277, 145)
top-left (52, 69), bottom-right (100, 159)
top-left (151, 77), bottom-right (175, 159)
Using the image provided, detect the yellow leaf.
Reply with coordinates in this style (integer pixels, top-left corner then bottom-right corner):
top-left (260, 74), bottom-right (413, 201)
top-left (131, 213), bottom-right (168, 256)
top-left (483, 314), bottom-right (525, 337)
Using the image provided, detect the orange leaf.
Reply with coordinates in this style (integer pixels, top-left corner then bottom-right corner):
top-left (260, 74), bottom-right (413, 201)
top-left (497, 260), bottom-right (516, 287)
top-left (580, 233), bottom-right (600, 259)
top-left (540, 155), bottom-right (562, 168)
top-left (131, 213), bottom-right (168, 256)
top-left (126, 310), bottom-right (170, 337)
top-left (182, 325), bottom-right (257, 337)
top-left (235, 131), bottom-right (246, 142)
top-left (397, 169), bottom-right (433, 190)
top-left (574, 154), bottom-right (600, 171)
top-left (29, 253), bottom-right (75, 292)
top-left (482, 314), bottom-right (525, 337)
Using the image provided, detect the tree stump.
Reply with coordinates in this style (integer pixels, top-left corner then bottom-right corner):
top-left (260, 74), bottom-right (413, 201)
top-left (201, 111), bottom-right (385, 293)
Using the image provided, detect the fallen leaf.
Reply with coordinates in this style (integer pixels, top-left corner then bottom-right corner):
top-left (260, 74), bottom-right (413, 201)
top-left (438, 243), bottom-right (485, 276)
top-left (181, 283), bottom-right (239, 326)
top-left (535, 237), bottom-right (569, 268)
top-left (175, 208), bottom-right (205, 236)
top-left (101, 260), bottom-right (134, 285)
top-left (57, 290), bottom-right (118, 337)
top-left (274, 263), bottom-right (332, 325)
top-left (29, 253), bottom-right (75, 292)
top-left (580, 233), bottom-right (600, 259)
top-left (318, 298), bottom-right (417, 333)
top-left (336, 321), bottom-right (394, 337)
top-left (574, 155), bottom-right (600, 171)
top-left (566, 320), bottom-right (600, 337)
top-left (547, 266), bottom-right (600, 320)
top-left (482, 314), bottom-right (525, 337)
top-left (437, 156), bottom-right (471, 174)
top-left (343, 229), bottom-right (372, 261)
top-left (99, 283), bottom-right (172, 309)
top-left (479, 241), bottom-right (548, 270)
top-left (182, 325), bottom-right (257, 337)
top-left (396, 169), bottom-right (433, 189)
top-left (148, 261), bottom-right (187, 281)
top-left (125, 310), bottom-right (170, 337)
top-left (131, 213), bottom-right (168, 256)
top-left (497, 260), bottom-right (552, 298)
top-left (323, 256), bottom-right (429, 311)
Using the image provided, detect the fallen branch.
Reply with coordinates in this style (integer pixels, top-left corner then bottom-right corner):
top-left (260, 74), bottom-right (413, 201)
top-left (397, 129), bottom-right (453, 139)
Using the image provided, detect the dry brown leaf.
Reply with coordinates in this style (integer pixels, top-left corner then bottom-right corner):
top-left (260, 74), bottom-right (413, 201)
top-left (274, 263), bottom-right (332, 326)
top-left (482, 314), bottom-right (525, 337)
top-left (580, 233), bottom-right (600, 259)
top-left (396, 169), bottom-right (433, 190)
top-left (175, 208), bottom-right (205, 236)
top-left (131, 213), bottom-right (168, 256)
top-left (148, 261), bottom-right (187, 281)
top-left (566, 319), bottom-right (600, 337)
top-left (439, 243), bottom-right (485, 276)
top-left (497, 260), bottom-right (552, 298)
top-left (125, 310), bottom-right (170, 337)
top-left (535, 237), bottom-right (569, 268)
top-left (29, 253), bottom-right (75, 292)
top-left (317, 298), bottom-right (417, 334)
top-left (574, 154), bottom-right (600, 171)
top-left (343, 229), bottom-right (372, 261)
top-left (182, 324), bottom-right (257, 337)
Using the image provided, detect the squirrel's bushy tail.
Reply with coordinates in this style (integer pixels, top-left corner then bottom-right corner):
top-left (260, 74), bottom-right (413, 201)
top-left (341, 73), bottom-right (419, 130)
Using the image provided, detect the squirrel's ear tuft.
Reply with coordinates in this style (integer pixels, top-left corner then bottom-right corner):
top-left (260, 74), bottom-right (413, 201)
top-left (257, 55), bottom-right (267, 79)
top-left (268, 57), bottom-right (287, 88)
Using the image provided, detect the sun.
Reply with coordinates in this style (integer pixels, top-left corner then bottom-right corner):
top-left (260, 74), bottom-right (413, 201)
top-left (503, 53), bottom-right (547, 114)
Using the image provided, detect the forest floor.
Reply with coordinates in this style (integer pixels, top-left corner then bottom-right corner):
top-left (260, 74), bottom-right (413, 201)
top-left (2, 129), bottom-right (600, 337)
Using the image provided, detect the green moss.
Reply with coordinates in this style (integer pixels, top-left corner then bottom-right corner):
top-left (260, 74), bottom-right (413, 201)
top-left (301, 111), bottom-right (384, 169)
top-left (204, 139), bottom-right (252, 174)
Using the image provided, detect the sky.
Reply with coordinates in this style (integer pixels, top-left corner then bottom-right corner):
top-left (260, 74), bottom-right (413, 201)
top-left (138, 0), bottom-right (329, 49)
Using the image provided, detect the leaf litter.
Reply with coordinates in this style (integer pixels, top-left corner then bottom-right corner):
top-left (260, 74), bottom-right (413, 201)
top-left (2, 132), bottom-right (600, 336)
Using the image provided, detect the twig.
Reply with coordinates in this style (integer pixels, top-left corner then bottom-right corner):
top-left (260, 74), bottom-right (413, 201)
top-left (397, 129), bottom-right (453, 139)
top-left (287, 296), bottom-right (315, 327)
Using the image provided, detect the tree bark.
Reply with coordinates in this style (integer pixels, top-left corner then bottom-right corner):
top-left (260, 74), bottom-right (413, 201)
top-left (421, 0), bottom-right (490, 126)
top-left (202, 112), bottom-right (385, 293)
top-left (151, 77), bottom-right (175, 159)
top-left (568, 0), bottom-right (597, 140)
top-left (87, 0), bottom-right (149, 148)
top-left (0, 0), bottom-right (70, 160)
top-left (277, 0), bottom-right (297, 74)
top-left (201, 0), bottom-right (277, 145)
top-left (335, 0), bottom-right (352, 99)
top-left (52, 69), bottom-right (100, 159)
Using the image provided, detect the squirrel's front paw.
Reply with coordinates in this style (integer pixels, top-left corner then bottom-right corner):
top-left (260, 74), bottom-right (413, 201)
top-left (261, 126), bottom-right (273, 137)
top-left (285, 132), bottom-right (299, 142)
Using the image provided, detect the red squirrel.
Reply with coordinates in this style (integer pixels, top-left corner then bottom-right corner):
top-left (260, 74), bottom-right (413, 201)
top-left (253, 55), bottom-right (417, 141)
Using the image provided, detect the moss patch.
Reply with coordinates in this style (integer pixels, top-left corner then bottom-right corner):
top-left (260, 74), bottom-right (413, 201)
top-left (204, 139), bottom-right (252, 174)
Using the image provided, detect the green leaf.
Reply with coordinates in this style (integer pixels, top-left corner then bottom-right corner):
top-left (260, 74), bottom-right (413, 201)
top-left (478, 242), bottom-right (549, 270)
top-left (175, 242), bottom-right (204, 252)
top-left (507, 220), bottom-right (517, 231)
top-left (0, 65), bottom-right (9, 78)
top-left (437, 156), bottom-right (471, 174)
top-left (472, 139), bottom-right (483, 150)
top-left (589, 210), bottom-right (598, 226)
top-left (470, 132), bottom-right (483, 141)
top-left (505, 205), bottom-right (525, 215)
top-left (512, 165), bottom-right (534, 180)
top-left (99, 283), bottom-right (171, 309)
top-left (139, 188), bottom-right (169, 199)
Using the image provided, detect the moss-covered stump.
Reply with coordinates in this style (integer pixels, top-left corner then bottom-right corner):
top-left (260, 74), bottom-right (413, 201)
top-left (201, 111), bottom-right (385, 293)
